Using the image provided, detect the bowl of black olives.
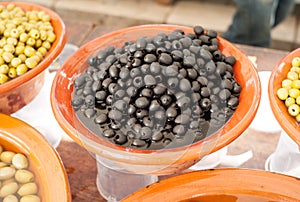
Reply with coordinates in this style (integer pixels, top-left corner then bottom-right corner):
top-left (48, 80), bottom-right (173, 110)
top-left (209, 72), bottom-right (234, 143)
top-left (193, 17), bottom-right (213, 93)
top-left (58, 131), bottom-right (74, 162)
top-left (51, 24), bottom-right (261, 175)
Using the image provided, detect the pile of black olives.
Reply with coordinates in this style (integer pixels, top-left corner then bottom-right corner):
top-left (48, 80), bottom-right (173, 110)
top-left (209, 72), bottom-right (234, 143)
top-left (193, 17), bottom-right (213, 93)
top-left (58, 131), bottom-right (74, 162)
top-left (71, 26), bottom-right (241, 150)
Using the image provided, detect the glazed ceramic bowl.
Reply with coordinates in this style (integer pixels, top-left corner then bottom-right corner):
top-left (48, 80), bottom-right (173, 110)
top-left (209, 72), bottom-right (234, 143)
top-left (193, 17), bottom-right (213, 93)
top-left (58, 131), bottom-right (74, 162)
top-left (0, 2), bottom-right (67, 115)
top-left (122, 168), bottom-right (300, 202)
top-left (0, 113), bottom-right (71, 201)
top-left (51, 24), bottom-right (261, 175)
top-left (269, 48), bottom-right (300, 146)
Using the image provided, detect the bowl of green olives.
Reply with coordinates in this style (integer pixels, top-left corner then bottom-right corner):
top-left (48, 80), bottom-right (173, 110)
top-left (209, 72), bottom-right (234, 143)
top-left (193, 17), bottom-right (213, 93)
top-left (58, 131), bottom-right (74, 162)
top-left (269, 48), bottom-right (300, 146)
top-left (51, 24), bottom-right (261, 176)
top-left (0, 2), bottom-right (66, 114)
top-left (0, 113), bottom-right (71, 201)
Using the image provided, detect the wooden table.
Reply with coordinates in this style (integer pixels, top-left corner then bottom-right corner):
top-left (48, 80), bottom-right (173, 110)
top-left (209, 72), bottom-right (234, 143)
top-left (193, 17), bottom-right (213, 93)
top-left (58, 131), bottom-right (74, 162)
top-left (55, 20), bottom-right (289, 201)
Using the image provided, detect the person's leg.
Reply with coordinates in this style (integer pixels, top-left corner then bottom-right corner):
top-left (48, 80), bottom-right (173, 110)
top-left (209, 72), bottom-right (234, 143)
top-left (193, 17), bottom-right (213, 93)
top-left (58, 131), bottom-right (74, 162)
top-left (272, 0), bottom-right (295, 27)
top-left (222, 0), bottom-right (274, 47)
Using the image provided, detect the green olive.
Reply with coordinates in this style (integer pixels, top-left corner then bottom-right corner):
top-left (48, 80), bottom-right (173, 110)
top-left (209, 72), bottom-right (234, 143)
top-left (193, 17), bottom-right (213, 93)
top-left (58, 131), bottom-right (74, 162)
top-left (0, 65), bottom-right (9, 74)
top-left (8, 68), bottom-right (17, 78)
top-left (10, 58), bottom-right (21, 68)
top-left (288, 104), bottom-right (300, 116)
top-left (0, 73), bottom-right (9, 84)
top-left (16, 64), bottom-right (27, 76)
top-left (277, 87), bottom-right (289, 100)
top-left (25, 57), bottom-right (37, 69)
top-left (292, 57), bottom-right (300, 67)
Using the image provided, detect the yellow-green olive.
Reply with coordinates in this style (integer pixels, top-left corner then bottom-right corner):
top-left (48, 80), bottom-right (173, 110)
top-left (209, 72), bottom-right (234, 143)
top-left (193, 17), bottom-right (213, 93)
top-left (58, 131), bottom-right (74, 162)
top-left (47, 31), bottom-right (56, 43)
top-left (0, 64), bottom-right (9, 74)
top-left (0, 182), bottom-right (18, 198)
top-left (26, 37), bottom-right (35, 47)
top-left (6, 38), bottom-right (17, 46)
top-left (29, 29), bottom-right (39, 39)
top-left (37, 46), bottom-right (47, 56)
top-left (10, 58), bottom-right (21, 68)
top-left (25, 57), bottom-right (38, 69)
top-left (35, 39), bottom-right (42, 48)
top-left (39, 30), bottom-right (47, 40)
top-left (3, 44), bottom-right (15, 54)
top-left (0, 151), bottom-right (15, 163)
top-left (42, 41), bottom-right (51, 50)
top-left (2, 52), bottom-right (14, 63)
top-left (20, 195), bottom-right (41, 202)
top-left (23, 46), bottom-right (35, 57)
top-left (16, 64), bottom-right (28, 76)
top-left (18, 54), bottom-right (26, 63)
top-left (0, 38), bottom-right (7, 47)
top-left (12, 154), bottom-right (28, 169)
top-left (19, 33), bottom-right (28, 43)
top-left (0, 167), bottom-right (16, 180)
top-left (10, 28), bottom-right (19, 39)
top-left (17, 182), bottom-right (38, 196)
top-left (3, 194), bottom-right (18, 202)
top-left (8, 68), bottom-right (17, 78)
top-left (15, 45), bottom-right (25, 55)
top-left (14, 169), bottom-right (34, 183)
top-left (6, 4), bottom-right (15, 11)
top-left (0, 73), bottom-right (9, 84)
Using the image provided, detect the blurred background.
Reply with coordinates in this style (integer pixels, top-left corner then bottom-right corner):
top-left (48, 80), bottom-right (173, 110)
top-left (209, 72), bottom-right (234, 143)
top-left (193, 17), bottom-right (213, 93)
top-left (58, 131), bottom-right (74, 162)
top-left (6, 0), bottom-right (300, 51)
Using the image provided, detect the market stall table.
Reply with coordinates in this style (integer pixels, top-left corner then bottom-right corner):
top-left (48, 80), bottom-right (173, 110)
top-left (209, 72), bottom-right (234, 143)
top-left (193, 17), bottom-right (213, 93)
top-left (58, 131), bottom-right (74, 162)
top-left (55, 20), bottom-right (289, 201)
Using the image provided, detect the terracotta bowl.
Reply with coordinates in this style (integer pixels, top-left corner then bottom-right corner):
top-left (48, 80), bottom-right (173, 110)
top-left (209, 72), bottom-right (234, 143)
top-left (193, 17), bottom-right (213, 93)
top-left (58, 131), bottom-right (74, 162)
top-left (269, 48), bottom-right (300, 146)
top-left (0, 2), bottom-right (67, 115)
top-left (122, 168), bottom-right (300, 202)
top-left (51, 24), bottom-right (261, 175)
top-left (0, 113), bottom-right (71, 201)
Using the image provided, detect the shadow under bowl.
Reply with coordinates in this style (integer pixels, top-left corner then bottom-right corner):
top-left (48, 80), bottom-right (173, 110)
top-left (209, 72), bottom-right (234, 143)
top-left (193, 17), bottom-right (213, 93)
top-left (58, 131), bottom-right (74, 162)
top-left (0, 2), bottom-right (67, 115)
top-left (51, 24), bottom-right (261, 175)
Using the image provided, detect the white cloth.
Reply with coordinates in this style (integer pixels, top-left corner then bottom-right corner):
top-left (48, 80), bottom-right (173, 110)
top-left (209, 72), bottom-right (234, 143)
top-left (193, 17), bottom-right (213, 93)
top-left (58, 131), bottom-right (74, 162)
top-left (12, 71), bottom-right (63, 148)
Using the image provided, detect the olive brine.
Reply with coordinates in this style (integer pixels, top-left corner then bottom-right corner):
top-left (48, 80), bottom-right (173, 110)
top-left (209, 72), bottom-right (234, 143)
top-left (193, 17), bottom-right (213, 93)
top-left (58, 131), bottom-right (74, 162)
top-left (71, 26), bottom-right (242, 150)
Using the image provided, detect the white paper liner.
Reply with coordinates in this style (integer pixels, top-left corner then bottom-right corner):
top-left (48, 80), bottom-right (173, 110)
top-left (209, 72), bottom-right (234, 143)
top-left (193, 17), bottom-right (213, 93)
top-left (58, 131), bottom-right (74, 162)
top-left (249, 71), bottom-right (282, 133)
top-left (12, 71), bottom-right (63, 148)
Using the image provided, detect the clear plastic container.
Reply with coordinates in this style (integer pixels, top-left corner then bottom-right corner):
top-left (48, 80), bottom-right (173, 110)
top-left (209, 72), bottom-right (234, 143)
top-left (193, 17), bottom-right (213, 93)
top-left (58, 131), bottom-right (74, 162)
top-left (265, 130), bottom-right (300, 178)
top-left (96, 155), bottom-right (158, 201)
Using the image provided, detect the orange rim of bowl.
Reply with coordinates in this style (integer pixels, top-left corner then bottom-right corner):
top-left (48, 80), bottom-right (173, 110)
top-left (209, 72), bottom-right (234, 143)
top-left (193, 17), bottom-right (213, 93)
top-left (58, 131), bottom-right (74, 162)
top-left (51, 24), bottom-right (261, 164)
top-left (0, 2), bottom-right (67, 93)
top-left (269, 48), bottom-right (300, 146)
top-left (122, 168), bottom-right (300, 202)
top-left (0, 113), bottom-right (71, 202)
